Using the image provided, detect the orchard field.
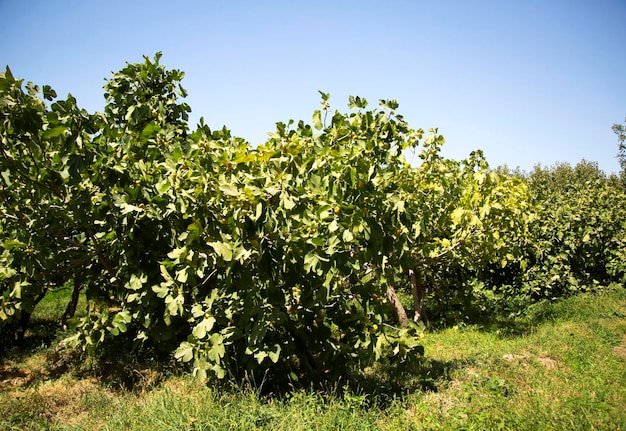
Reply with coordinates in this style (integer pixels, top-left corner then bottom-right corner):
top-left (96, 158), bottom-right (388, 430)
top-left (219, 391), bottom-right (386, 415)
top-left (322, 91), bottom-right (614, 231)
top-left (1, 54), bottom-right (625, 429)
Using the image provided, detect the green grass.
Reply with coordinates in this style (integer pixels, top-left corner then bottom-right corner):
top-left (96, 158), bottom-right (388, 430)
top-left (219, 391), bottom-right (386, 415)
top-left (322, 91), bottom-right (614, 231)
top-left (33, 286), bottom-right (79, 321)
top-left (1, 288), bottom-right (625, 430)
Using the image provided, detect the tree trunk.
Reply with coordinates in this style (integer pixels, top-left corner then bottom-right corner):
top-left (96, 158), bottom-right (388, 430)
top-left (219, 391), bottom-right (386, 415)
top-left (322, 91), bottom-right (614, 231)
top-left (409, 269), bottom-right (430, 326)
top-left (7, 289), bottom-right (48, 344)
top-left (386, 285), bottom-right (409, 327)
top-left (62, 276), bottom-right (82, 329)
top-left (10, 311), bottom-right (32, 344)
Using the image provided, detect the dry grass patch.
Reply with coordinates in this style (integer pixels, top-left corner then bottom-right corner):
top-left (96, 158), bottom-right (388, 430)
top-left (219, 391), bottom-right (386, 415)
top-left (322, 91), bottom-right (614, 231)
top-left (0, 353), bottom-right (47, 389)
top-left (614, 334), bottom-right (626, 360)
top-left (0, 375), bottom-right (117, 430)
top-left (536, 356), bottom-right (558, 369)
top-left (32, 378), bottom-right (111, 428)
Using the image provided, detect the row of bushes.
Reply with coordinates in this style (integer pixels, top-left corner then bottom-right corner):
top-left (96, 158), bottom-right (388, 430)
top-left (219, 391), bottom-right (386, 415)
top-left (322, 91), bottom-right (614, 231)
top-left (1, 54), bottom-right (624, 385)
top-left (411, 160), bottom-right (626, 325)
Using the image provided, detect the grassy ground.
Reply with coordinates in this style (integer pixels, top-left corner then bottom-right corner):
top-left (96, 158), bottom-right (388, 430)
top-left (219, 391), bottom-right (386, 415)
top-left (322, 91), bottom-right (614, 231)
top-left (1, 287), bottom-right (625, 430)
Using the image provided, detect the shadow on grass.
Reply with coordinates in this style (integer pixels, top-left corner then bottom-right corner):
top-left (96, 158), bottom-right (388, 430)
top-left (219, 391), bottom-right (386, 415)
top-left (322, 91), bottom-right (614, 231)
top-left (71, 334), bottom-right (180, 392)
top-left (1, 316), bottom-right (469, 401)
top-left (0, 319), bottom-right (63, 362)
top-left (424, 298), bottom-right (565, 339)
top-left (1, 319), bottom-right (181, 395)
top-left (421, 288), bottom-right (626, 347)
top-left (245, 354), bottom-right (470, 410)
top-left (346, 356), bottom-right (469, 409)
top-left (472, 289), bottom-right (625, 337)
top-left (0, 318), bottom-right (69, 391)
top-left (2, 316), bottom-right (470, 408)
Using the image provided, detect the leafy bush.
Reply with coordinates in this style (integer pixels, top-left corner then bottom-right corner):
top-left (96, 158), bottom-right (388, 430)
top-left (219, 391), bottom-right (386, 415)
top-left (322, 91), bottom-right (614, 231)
top-left (480, 162), bottom-right (626, 312)
top-left (2, 55), bottom-right (425, 383)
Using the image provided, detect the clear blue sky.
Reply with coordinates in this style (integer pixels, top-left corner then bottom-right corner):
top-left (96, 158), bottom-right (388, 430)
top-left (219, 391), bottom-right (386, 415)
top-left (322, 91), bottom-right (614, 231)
top-left (1, 0), bottom-right (625, 173)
